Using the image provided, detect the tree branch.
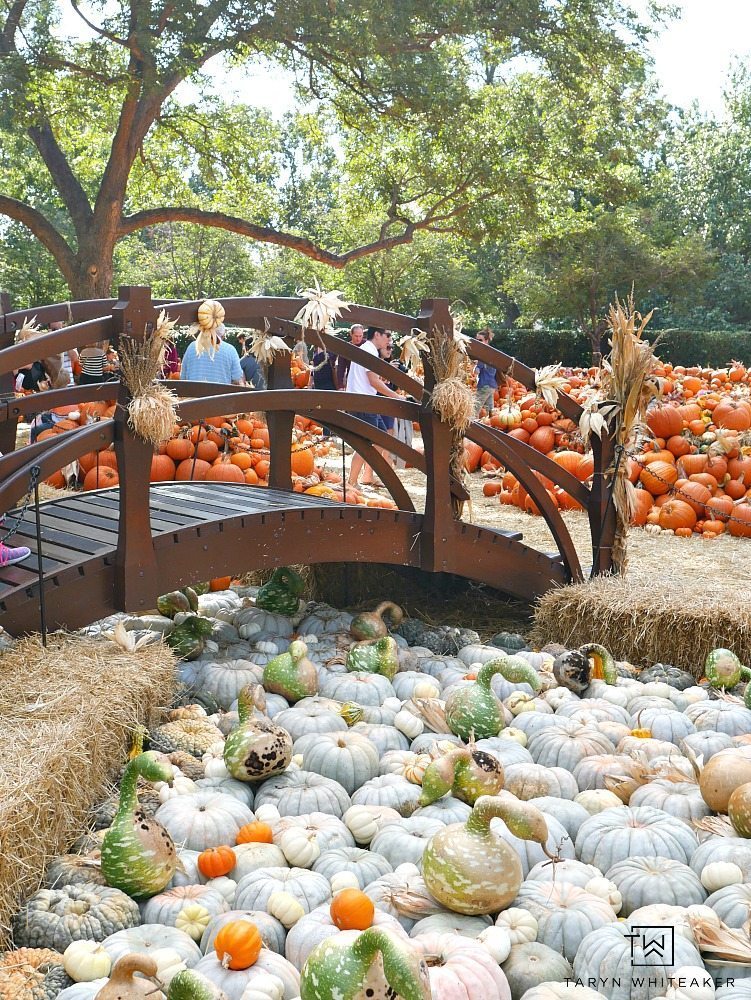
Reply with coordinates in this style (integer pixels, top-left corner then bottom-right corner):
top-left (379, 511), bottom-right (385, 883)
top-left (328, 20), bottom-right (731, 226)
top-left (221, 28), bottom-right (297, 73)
top-left (0, 195), bottom-right (77, 285)
top-left (26, 122), bottom-right (94, 231)
top-left (118, 205), bottom-right (468, 267)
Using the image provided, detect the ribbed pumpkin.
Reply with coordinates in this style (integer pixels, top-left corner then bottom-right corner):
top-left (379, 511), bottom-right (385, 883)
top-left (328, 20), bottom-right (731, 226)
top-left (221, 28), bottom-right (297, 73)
top-left (729, 504), bottom-right (751, 538)
top-left (679, 453), bottom-right (708, 476)
top-left (714, 398), bottom-right (751, 431)
top-left (630, 489), bottom-right (653, 526)
top-left (83, 466), bottom-right (119, 490)
top-left (330, 889), bottom-right (375, 931)
top-left (206, 459), bottom-right (246, 483)
top-left (528, 427), bottom-right (555, 453)
top-left (214, 919), bottom-right (262, 970)
top-left (150, 454), bottom-right (176, 482)
top-left (166, 438), bottom-right (195, 462)
top-left (706, 495), bottom-right (734, 522)
top-left (175, 458), bottom-right (211, 481)
top-left (647, 404), bottom-right (683, 438)
top-left (658, 499), bottom-right (697, 531)
top-left (677, 480), bottom-right (711, 516)
top-left (639, 461), bottom-right (677, 496)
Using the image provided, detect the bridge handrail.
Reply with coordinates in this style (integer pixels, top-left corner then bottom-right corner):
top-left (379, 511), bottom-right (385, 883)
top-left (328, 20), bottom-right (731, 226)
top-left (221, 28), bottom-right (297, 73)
top-left (0, 316), bottom-right (116, 377)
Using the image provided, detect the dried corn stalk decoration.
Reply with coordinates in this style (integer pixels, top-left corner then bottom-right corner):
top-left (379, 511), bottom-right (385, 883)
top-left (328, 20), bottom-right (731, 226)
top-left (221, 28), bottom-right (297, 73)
top-left (688, 913), bottom-right (751, 963)
top-left (189, 298), bottom-right (225, 359)
top-left (592, 294), bottom-right (663, 574)
top-left (293, 279), bottom-right (350, 360)
top-left (16, 316), bottom-right (42, 342)
top-left (119, 310), bottom-right (179, 447)
top-left (248, 318), bottom-right (291, 366)
top-left (535, 363), bottom-right (570, 409)
top-left (398, 327), bottom-right (431, 375)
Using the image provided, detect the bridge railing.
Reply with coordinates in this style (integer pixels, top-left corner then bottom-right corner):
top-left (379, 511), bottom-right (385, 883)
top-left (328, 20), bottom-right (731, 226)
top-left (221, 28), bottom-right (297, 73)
top-left (0, 286), bottom-right (617, 611)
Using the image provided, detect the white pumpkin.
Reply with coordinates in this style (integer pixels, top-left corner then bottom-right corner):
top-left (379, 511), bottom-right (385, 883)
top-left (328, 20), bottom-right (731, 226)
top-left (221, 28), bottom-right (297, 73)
top-left (232, 843), bottom-right (288, 881)
top-left (575, 789), bottom-right (624, 814)
top-left (496, 907), bottom-right (538, 944)
top-left (370, 816), bottom-right (445, 867)
top-left (477, 925), bottom-right (512, 964)
top-left (63, 941), bottom-right (112, 982)
top-left (604, 856), bottom-right (707, 916)
top-left (272, 813), bottom-right (354, 855)
top-left (175, 902), bottom-right (213, 941)
top-left (342, 804), bottom-right (402, 844)
top-left (292, 731), bottom-right (379, 795)
top-left (584, 876), bottom-right (623, 913)
top-left (142, 885), bottom-right (230, 929)
top-left (277, 827), bottom-right (321, 868)
top-left (701, 862), bottom-right (744, 892)
top-left (194, 949), bottom-right (300, 999)
top-left (155, 791), bottom-right (254, 850)
top-left (409, 932), bottom-right (512, 999)
top-left (254, 770), bottom-right (351, 819)
top-left (351, 774), bottom-right (422, 816)
top-left (574, 806), bottom-right (699, 871)
top-left (267, 891), bottom-right (306, 928)
top-left (235, 866), bottom-right (331, 916)
top-left (204, 758), bottom-right (231, 779)
top-left (329, 872), bottom-right (360, 893)
top-left (206, 876), bottom-right (237, 905)
top-left (255, 804), bottom-right (281, 824)
top-left (101, 924), bottom-right (202, 968)
top-left (665, 966), bottom-right (717, 1000)
top-left (394, 709), bottom-right (425, 739)
top-left (312, 845), bottom-right (392, 889)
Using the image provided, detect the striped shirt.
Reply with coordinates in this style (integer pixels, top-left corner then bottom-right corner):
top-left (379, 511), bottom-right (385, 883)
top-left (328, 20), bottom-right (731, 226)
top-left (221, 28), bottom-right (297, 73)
top-left (180, 340), bottom-right (243, 384)
top-left (79, 349), bottom-right (106, 378)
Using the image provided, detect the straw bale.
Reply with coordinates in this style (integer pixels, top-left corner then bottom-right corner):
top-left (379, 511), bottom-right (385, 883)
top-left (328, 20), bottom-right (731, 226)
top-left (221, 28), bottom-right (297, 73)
top-left (531, 570), bottom-right (751, 677)
top-left (0, 633), bottom-right (176, 947)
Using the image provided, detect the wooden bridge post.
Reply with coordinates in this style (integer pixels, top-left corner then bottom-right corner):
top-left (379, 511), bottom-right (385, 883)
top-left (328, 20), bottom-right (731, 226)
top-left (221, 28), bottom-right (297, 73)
top-left (111, 286), bottom-right (160, 612)
top-left (588, 428), bottom-right (617, 576)
top-left (266, 339), bottom-right (294, 491)
top-left (416, 299), bottom-right (456, 574)
top-left (0, 291), bottom-right (19, 455)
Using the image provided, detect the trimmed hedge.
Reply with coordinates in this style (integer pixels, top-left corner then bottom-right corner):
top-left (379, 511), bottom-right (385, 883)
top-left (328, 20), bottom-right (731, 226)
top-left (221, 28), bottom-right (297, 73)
top-left (485, 328), bottom-right (751, 369)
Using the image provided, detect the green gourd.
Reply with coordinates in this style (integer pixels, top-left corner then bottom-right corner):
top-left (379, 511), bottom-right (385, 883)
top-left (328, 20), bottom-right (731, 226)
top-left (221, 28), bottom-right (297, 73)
top-left (300, 927), bottom-right (431, 1000)
top-left (421, 792), bottom-right (554, 915)
top-left (165, 615), bottom-right (214, 661)
top-left (256, 567), bottom-right (306, 616)
top-left (350, 602), bottom-right (404, 641)
top-left (224, 684), bottom-right (292, 781)
top-left (705, 647), bottom-right (750, 689)
top-left (168, 969), bottom-right (227, 999)
top-left (101, 751), bottom-right (177, 899)
top-left (263, 639), bottom-right (318, 702)
top-left (157, 591), bottom-right (192, 618)
top-left (345, 636), bottom-right (399, 680)
top-left (445, 656), bottom-right (541, 741)
top-left (579, 643), bottom-right (618, 684)
top-left (419, 747), bottom-right (504, 806)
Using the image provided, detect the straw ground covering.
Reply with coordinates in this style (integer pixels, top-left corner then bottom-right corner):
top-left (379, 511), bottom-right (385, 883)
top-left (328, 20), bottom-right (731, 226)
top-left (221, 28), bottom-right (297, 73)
top-left (0, 633), bottom-right (176, 947)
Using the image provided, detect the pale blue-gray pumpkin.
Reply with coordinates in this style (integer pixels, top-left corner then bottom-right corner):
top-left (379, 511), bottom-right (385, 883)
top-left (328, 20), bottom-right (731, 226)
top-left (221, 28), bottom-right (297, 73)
top-left (300, 926), bottom-right (431, 1000)
top-left (263, 639), bottom-right (318, 702)
top-left (100, 751), bottom-right (177, 899)
top-left (345, 636), bottom-right (399, 680)
top-left (224, 683), bottom-right (292, 781)
top-left (445, 656), bottom-right (541, 741)
top-left (419, 747), bottom-right (504, 806)
top-left (421, 791), bottom-right (553, 915)
top-left (256, 567), bottom-right (306, 616)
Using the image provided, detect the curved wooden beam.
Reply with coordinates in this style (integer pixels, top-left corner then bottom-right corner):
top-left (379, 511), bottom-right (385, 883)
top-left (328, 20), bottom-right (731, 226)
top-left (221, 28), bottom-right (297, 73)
top-left (467, 340), bottom-right (583, 422)
top-left (3, 382), bottom-right (117, 422)
top-left (466, 423), bottom-right (590, 509)
top-left (469, 422), bottom-right (583, 583)
top-left (175, 390), bottom-right (420, 424)
top-left (2, 299), bottom-right (117, 330)
top-left (0, 316), bottom-right (115, 375)
top-left (0, 420), bottom-right (115, 512)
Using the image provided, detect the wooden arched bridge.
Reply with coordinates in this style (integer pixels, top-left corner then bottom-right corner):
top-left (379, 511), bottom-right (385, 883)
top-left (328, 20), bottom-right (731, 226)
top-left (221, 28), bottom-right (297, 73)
top-left (0, 287), bottom-right (616, 635)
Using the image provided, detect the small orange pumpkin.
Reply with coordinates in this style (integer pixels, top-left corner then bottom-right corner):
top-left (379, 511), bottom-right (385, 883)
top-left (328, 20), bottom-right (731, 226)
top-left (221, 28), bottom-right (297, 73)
top-left (214, 920), bottom-right (262, 970)
top-left (236, 822), bottom-right (273, 845)
top-left (197, 845), bottom-right (236, 879)
top-left (330, 889), bottom-right (375, 931)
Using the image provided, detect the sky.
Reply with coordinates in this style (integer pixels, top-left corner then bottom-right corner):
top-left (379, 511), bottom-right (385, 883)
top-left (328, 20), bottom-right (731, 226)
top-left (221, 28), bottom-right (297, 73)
top-left (643, 0), bottom-right (751, 116)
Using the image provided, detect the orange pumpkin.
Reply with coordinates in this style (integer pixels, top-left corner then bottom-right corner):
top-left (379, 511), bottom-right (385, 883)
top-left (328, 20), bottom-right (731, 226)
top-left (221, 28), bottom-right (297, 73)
top-left (677, 480), bottom-right (711, 517)
top-left (210, 576), bottom-right (233, 591)
top-left (528, 426), bottom-right (555, 453)
top-left (291, 445), bottom-right (315, 477)
top-left (236, 822), bottom-right (273, 845)
top-left (330, 889), bottom-right (375, 931)
top-left (678, 453), bottom-right (708, 477)
top-left (175, 458), bottom-right (211, 481)
top-left (646, 403), bottom-right (683, 439)
top-left (729, 504), bottom-right (751, 538)
top-left (197, 845), bottom-right (236, 879)
top-left (165, 437), bottom-right (195, 462)
top-left (150, 454), bottom-right (176, 482)
top-left (639, 461), bottom-right (678, 496)
top-left (631, 489), bottom-right (654, 527)
top-left (205, 460), bottom-right (246, 484)
top-left (196, 439), bottom-right (220, 463)
top-left (725, 479), bottom-right (747, 500)
top-left (83, 466), bottom-right (119, 491)
top-left (713, 398), bottom-right (751, 431)
top-left (703, 519), bottom-right (726, 535)
top-left (674, 527), bottom-right (693, 538)
top-left (214, 920), bottom-right (262, 970)
top-left (658, 499), bottom-right (697, 532)
top-left (706, 496), bottom-right (734, 522)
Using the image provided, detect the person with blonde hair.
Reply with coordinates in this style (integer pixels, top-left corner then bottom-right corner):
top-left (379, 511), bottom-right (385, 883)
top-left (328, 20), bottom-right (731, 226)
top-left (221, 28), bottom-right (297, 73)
top-left (180, 300), bottom-right (244, 385)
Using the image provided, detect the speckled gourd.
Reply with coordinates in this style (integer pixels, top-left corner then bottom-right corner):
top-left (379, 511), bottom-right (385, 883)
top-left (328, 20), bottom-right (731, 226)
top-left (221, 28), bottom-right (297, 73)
top-left (345, 637), bottom-right (399, 680)
top-left (166, 969), bottom-right (227, 999)
top-left (349, 602), bottom-right (404, 641)
top-left (299, 926), bottom-right (431, 1000)
top-left (256, 567), bottom-right (306, 616)
top-left (263, 640), bottom-right (318, 702)
top-left (419, 747), bottom-right (504, 806)
top-left (445, 658), bottom-right (541, 741)
top-left (580, 644), bottom-right (618, 684)
top-left (421, 791), bottom-right (553, 915)
top-left (705, 647), bottom-right (749, 689)
top-left (224, 684), bottom-right (292, 782)
top-left (100, 752), bottom-right (178, 899)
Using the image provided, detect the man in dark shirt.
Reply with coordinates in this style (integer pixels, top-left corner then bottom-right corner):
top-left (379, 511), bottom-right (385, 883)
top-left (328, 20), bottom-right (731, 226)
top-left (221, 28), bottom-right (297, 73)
top-left (240, 352), bottom-right (266, 390)
top-left (473, 328), bottom-right (497, 417)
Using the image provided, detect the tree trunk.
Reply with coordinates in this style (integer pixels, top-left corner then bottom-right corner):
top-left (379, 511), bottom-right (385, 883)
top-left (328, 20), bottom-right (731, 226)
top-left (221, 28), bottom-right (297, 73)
top-left (69, 234), bottom-right (117, 300)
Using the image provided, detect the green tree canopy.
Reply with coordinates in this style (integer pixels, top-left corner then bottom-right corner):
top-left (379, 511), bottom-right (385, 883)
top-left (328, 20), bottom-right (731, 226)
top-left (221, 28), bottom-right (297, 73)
top-left (0, 0), bottom-right (671, 302)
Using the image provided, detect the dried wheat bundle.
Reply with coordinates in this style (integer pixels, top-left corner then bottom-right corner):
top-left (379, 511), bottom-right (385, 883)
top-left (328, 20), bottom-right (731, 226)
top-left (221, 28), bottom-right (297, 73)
top-left (429, 378), bottom-right (474, 434)
top-left (127, 383), bottom-right (178, 447)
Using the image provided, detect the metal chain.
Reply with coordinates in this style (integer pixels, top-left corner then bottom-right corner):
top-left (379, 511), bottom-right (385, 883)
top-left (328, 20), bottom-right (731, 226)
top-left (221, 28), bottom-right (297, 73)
top-left (1, 465), bottom-right (40, 543)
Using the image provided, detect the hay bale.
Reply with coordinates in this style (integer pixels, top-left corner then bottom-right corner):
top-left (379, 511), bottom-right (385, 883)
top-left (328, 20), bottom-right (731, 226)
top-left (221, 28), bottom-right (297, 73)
top-left (531, 573), bottom-right (751, 676)
top-left (0, 633), bottom-right (176, 947)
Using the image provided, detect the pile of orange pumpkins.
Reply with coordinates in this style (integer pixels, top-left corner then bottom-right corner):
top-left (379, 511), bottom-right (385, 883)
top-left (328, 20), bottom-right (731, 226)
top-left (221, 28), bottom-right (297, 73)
top-left (468, 361), bottom-right (751, 539)
top-left (41, 403), bottom-right (398, 510)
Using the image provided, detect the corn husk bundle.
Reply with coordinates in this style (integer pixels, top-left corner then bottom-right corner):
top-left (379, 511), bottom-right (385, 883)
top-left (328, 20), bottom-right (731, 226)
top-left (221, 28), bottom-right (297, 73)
top-left (535, 363), bottom-right (570, 408)
top-left (119, 310), bottom-right (178, 447)
top-left (402, 697), bottom-right (451, 733)
top-left (248, 319), bottom-right (291, 366)
top-left (692, 815), bottom-right (736, 838)
top-left (16, 316), bottom-right (42, 342)
top-left (688, 914), bottom-right (751, 963)
top-left (586, 295), bottom-right (663, 574)
top-left (189, 299), bottom-right (226, 359)
top-left (398, 328), bottom-right (431, 375)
